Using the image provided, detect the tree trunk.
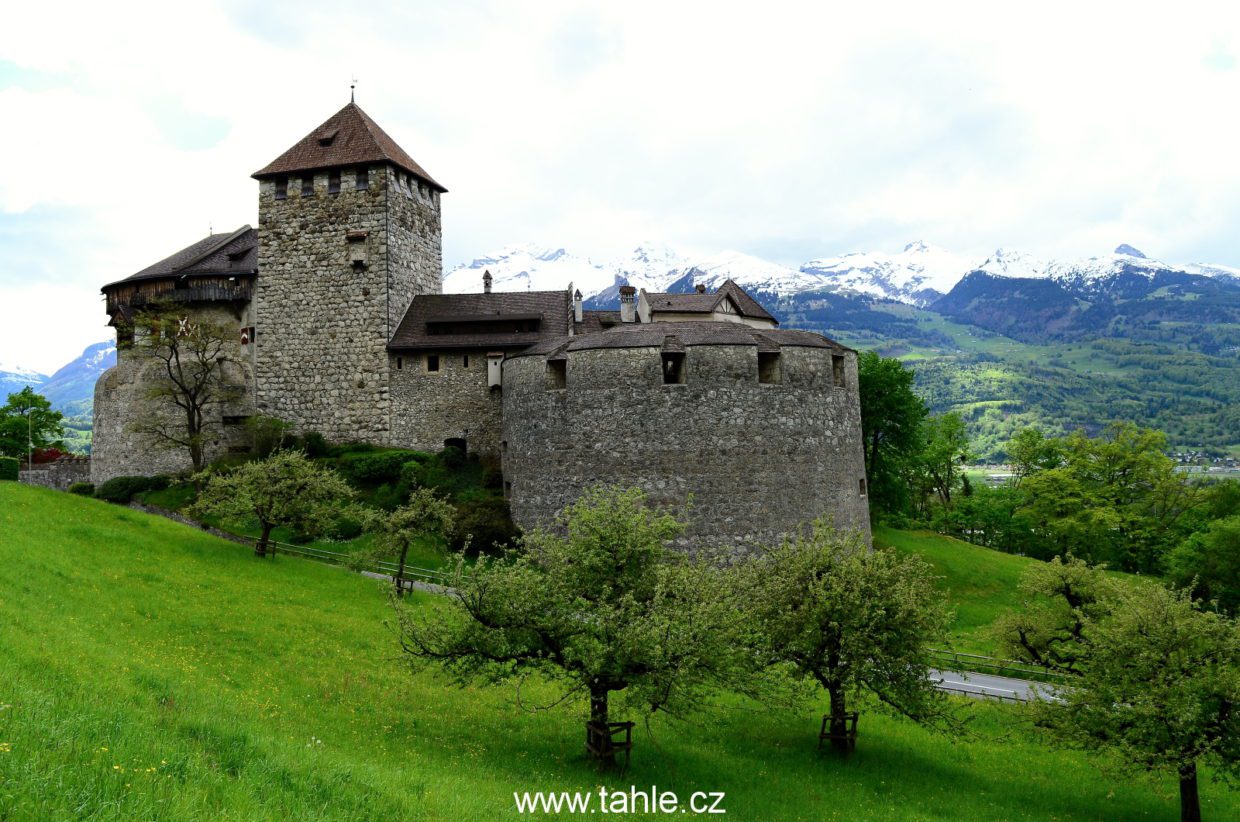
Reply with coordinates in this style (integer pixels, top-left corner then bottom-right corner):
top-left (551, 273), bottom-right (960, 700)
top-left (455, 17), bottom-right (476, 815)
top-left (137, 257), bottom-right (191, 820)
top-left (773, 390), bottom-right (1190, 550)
top-left (394, 541), bottom-right (409, 597)
top-left (827, 682), bottom-right (851, 755)
top-left (588, 684), bottom-right (615, 767)
top-left (255, 522), bottom-right (274, 558)
top-left (1179, 761), bottom-right (1201, 822)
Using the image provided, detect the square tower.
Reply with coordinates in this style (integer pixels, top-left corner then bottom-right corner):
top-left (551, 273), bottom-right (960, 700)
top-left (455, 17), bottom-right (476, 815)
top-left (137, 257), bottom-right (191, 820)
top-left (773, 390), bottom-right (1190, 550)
top-left (251, 102), bottom-right (445, 442)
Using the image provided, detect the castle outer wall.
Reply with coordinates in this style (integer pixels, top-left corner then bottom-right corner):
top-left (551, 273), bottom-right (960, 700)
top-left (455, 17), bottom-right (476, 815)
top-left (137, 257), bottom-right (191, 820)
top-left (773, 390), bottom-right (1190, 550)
top-left (500, 342), bottom-right (872, 553)
top-left (254, 166), bottom-right (441, 443)
top-left (91, 304), bottom-right (255, 483)
top-left (389, 350), bottom-right (504, 458)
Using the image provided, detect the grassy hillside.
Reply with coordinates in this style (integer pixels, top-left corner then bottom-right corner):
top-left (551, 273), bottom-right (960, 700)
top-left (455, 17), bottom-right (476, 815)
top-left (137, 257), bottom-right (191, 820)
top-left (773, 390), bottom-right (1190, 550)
top-left (2, 483), bottom-right (1237, 820)
top-left (875, 527), bottom-right (1029, 655)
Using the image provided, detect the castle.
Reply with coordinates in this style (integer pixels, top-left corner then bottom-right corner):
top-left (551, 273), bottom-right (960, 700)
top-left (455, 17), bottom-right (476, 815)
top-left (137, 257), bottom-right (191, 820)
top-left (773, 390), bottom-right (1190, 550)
top-left (93, 101), bottom-right (871, 550)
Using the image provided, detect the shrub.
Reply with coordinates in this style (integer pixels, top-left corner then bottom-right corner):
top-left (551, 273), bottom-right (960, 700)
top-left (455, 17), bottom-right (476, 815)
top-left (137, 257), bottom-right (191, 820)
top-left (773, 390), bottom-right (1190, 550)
top-left (369, 481), bottom-right (410, 511)
top-left (451, 495), bottom-right (519, 556)
top-left (0, 456), bottom-right (18, 481)
top-left (95, 476), bottom-right (162, 504)
top-left (330, 515), bottom-right (365, 541)
top-left (302, 432), bottom-right (331, 458)
top-left (68, 482), bottom-right (95, 496)
top-left (337, 450), bottom-right (427, 486)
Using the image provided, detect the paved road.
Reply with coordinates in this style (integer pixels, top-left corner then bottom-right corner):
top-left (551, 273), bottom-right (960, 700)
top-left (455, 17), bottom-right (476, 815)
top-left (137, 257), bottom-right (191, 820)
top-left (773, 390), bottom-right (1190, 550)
top-left (930, 668), bottom-right (1060, 703)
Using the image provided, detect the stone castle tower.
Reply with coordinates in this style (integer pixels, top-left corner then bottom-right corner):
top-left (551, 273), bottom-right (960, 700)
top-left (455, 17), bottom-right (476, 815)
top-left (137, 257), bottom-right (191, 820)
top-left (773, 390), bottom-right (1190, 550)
top-left (250, 102), bottom-right (445, 442)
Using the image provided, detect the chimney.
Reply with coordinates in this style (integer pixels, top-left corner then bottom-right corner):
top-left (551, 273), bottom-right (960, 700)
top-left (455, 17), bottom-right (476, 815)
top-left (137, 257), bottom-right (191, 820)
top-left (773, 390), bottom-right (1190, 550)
top-left (695, 283), bottom-right (707, 294)
top-left (619, 285), bottom-right (637, 323)
top-left (483, 269), bottom-right (493, 294)
top-left (574, 288), bottom-right (583, 322)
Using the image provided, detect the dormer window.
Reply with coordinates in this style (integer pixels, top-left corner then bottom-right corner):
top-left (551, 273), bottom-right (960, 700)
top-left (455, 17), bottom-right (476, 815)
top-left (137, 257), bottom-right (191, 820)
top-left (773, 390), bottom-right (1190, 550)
top-left (317, 128), bottom-right (338, 147)
top-left (328, 170), bottom-right (340, 194)
top-left (355, 166), bottom-right (369, 190)
top-left (274, 177), bottom-right (287, 200)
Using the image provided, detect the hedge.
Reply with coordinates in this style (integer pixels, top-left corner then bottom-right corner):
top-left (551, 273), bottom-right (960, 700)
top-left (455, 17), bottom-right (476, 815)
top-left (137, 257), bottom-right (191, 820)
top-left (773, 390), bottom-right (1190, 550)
top-left (95, 475), bottom-right (171, 504)
top-left (0, 457), bottom-right (18, 481)
top-left (68, 482), bottom-right (95, 496)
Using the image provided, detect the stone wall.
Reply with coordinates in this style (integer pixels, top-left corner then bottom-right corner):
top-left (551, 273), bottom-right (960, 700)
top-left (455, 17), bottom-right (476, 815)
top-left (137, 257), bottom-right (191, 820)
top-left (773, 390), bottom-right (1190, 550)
top-left (389, 350), bottom-right (503, 457)
top-left (90, 304), bottom-right (256, 483)
top-left (253, 165), bottom-right (441, 444)
top-left (501, 343), bottom-right (871, 554)
top-left (20, 457), bottom-right (90, 490)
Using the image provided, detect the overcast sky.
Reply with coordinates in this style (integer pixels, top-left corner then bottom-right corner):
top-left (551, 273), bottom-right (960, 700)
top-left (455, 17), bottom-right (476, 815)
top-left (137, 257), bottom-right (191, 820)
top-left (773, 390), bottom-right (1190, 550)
top-left (3, 0), bottom-right (1240, 372)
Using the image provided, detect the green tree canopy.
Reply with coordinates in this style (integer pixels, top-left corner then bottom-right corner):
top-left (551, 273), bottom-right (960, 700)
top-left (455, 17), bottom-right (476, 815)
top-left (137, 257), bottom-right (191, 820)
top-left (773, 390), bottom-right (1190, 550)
top-left (394, 486), bottom-right (743, 765)
top-left (0, 387), bottom-right (64, 459)
top-left (354, 489), bottom-right (455, 595)
top-left (857, 351), bottom-right (928, 515)
top-left (739, 520), bottom-right (954, 753)
top-left (1019, 423), bottom-right (1202, 572)
top-left (1168, 516), bottom-right (1240, 615)
top-left (190, 450), bottom-right (354, 556)
top-left (1032, 584), bottom-right (1240, 822)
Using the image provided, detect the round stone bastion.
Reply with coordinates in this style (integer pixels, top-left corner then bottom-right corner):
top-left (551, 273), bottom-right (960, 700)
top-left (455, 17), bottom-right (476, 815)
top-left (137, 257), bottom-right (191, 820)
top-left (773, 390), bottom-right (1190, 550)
top-left (500, 321), bottom-right (872, 554)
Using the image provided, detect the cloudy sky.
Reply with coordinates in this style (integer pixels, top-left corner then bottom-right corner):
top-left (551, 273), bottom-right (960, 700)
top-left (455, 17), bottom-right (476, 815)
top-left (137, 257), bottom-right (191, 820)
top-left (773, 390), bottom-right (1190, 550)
top-left (3, 0), bottom-right (1240, 372)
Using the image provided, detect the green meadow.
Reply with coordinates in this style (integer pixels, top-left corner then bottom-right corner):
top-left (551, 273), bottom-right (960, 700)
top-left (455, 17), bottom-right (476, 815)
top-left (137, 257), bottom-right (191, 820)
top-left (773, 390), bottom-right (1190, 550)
top-left (1, 483), bottom-right (1237, 820)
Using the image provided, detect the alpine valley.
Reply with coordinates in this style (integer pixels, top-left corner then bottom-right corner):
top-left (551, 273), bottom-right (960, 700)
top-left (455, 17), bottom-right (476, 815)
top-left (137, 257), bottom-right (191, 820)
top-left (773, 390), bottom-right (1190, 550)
top-left (9, 242), bottom-right (1240, 460)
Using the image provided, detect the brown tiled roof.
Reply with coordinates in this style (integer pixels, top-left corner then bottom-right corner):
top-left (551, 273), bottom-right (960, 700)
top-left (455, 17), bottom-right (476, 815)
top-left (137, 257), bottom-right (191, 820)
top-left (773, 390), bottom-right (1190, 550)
top-left (252, 102), bottom-right (446, 191)
top-left (512, 321), bottom-right (847, 358)
top-left (388, 290), bottom-right (572, 351)
top-left (640, 279), bottom-right (777, 324)
top-left (101, 226), bottom-right (257, 291)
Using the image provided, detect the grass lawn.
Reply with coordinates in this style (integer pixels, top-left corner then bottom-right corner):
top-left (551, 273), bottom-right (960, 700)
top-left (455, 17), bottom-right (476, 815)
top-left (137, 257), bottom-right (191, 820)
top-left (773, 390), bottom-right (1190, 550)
top-left (2, 483), bottom-right (1237, 820)
top-left (875, 526), bottom-right (1028, 655)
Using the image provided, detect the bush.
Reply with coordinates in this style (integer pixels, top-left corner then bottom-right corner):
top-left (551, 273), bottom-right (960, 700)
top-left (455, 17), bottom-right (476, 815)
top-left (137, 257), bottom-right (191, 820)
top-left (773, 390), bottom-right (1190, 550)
top-left (302, 432), bottom-right (331, 458)
top-left (0, 456), bottom-right (18, 481)
top-left (330, 515), bottom-right (365, 541)
top-left (451, 496), bottom-right (519, 556)
top-left (337, 450), bottom-right (427, 486)
top-left (95, 475), bottom-right (163, 504)
top-left (68, 482), bottom-right (95, 496)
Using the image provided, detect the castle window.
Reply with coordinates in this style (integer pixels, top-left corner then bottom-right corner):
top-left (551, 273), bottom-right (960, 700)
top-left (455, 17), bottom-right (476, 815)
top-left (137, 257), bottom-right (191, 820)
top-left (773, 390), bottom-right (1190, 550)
top-left (355, 166), bottom-right (369, 190)
top-left (547, 359), bottom-right (567, 390)
top-left (758, 351), bottom-right (781, 385)
top-left (301, 176), bottom-right (313, 197)
top-left (662, 352), bottom-right (686, 385)
top-left (396, 356), bottom-right (403, 370)
top-left (222, 415), bottom-right (250, 426)
top-left (419, 181), bottom-right (428, 199)
top-left (274, 177), bottom-right (287, 200)
top-left (426, 354), bottom-right (440, 373)
top-left (462, 354), bottom-right (470, 368)
top-left (832, 354), bottom-right (846, 388)
top-left (859, 478), bottom-right (868, 496)
top-left (328, 170), bottom-right (340, 194)
top-left (240, 326), bottom-right (255, 346)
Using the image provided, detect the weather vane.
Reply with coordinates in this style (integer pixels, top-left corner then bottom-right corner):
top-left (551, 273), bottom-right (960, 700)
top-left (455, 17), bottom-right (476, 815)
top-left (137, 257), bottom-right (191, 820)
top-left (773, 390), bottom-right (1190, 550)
top-left (351, 75), bottom-right (358, 103)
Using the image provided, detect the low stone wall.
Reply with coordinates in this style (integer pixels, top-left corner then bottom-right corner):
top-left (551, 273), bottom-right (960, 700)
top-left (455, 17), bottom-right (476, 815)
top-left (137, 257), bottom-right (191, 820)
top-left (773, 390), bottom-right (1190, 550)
top-left (19, 457), bottom-right (91, 491)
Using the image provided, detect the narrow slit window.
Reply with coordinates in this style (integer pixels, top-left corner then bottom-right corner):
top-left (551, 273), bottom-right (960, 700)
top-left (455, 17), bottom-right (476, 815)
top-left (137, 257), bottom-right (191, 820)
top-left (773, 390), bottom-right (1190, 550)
top-left (426, 354), bottom-right (440, 373)
top-left (758, 351), bottom-right (781, 385)
top-left (274, 177), bottom-right (287, 200)
top-left (832, 354), bottom-right (846, 388)
top-left (662, 352), bottom-right (686, 385)
top-left (301, 176), bottom-right (313, 197)
top-left (355, 166), bottom-right (369, 190)
top-left (396, 356), bottom-right (403, 370)
top-left (547, 359), bottom-right (567, 389)
top-left (462, 354), bottom-right (470, 368)
top-left (859, 478), bottom-right (868, 496)
top-left (328, 170), bottom-right (340, 194)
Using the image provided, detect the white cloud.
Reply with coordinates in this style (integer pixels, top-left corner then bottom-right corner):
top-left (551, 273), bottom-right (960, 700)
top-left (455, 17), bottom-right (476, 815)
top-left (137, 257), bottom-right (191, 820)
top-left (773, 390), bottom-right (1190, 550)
top-left (3, 0), bottom-right (1240, 371)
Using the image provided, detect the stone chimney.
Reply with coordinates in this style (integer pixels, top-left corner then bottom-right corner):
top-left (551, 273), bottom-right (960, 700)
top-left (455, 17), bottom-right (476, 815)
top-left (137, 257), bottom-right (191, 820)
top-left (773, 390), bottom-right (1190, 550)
top-left (483, 269), bottom-right (493, 294)
top-left (695, 283), bottom-right (707, 293)
top-left (619, 285), bottom-right (637, 323)
top-left (574, 288), bottom-right (583, 322)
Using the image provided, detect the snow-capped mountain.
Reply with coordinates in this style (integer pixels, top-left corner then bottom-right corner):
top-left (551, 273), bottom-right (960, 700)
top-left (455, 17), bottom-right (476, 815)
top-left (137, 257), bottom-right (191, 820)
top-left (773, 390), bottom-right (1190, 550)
top-left (801, 241), bottom-right (978, 306)
top-left (38, 341), bottom-right (116, 416)
top-left (669, 250), bottom-right (825, 296)
top-left (442, 244), bottom-right (613, 297)
top-left (0, 361), bottom-right (48, 398)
